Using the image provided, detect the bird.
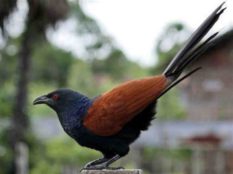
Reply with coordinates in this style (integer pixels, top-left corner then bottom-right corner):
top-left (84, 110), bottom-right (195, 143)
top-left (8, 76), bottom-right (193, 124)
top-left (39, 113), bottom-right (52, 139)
top-left (33, 3), bottom-right (225, 170)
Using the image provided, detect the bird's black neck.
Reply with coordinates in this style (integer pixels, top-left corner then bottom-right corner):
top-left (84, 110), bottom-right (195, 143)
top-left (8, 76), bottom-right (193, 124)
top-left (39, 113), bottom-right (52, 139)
top-left (56, 95), bottom-right (92, 134)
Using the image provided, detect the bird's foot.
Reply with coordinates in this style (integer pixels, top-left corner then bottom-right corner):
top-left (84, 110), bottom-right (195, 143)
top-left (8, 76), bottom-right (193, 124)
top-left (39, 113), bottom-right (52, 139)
top-left (80, 163), bottom-right (104, 171)
top-left (83, 158), bottom-right (105, 168)
top-left (80, 155), bottom-right (122, 172)
top-left (106, 167), bottom-right (124, 170)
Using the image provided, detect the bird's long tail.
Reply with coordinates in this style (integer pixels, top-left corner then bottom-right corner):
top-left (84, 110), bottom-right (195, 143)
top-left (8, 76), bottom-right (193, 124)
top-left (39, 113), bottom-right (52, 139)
top-left (158, 2), bottom-right (226, 98)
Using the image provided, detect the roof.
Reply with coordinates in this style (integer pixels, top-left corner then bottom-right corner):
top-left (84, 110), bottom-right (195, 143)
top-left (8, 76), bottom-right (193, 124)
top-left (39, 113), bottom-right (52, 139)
top-left (204, 29), bottom-right (233, 54)
top-left (134, 120), bottom-right (233, 149)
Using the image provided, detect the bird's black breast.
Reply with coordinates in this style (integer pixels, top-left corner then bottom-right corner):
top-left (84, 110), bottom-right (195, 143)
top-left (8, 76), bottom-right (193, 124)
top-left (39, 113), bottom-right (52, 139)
top-left (69, 102), bottom-right (157, 146)
top-left (64, 102), bottom-right (157, 157)
top-left (114, 102), bottom-right (157, 144)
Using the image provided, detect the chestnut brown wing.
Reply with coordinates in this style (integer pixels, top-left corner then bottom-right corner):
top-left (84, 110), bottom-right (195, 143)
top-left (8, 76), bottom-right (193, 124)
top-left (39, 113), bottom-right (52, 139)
top-left (83, 75), bottom-right (168, 136)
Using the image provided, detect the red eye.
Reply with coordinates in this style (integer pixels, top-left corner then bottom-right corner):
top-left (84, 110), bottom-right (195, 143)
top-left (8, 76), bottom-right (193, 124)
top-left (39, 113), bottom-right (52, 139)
top-left (52, 94), bottom-right (60, 101)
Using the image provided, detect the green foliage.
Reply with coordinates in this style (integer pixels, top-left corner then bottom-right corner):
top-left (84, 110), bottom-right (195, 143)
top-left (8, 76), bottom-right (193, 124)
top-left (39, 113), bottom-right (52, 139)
top-left (142, 147), bottom-right (192, 174)
top-left (30, 137), bottom-right (100, 174)
top-left (0, 127), bottom-right (13, 174)
top-left (155, 22), bottom-right (190, 72)
top-left (144, 147), bottom-right (192, 160)
top-left (93, 49), bottom-right (128, 79)
top-left (46, 138), bottom-right (100, 164)
top-left (157, 88), bottom-right (186, 119)
top-left (30, 160), bottom-right (60, 174)
top-left (91, 49), bottom-right (148, 81)
top-left (70, 1), bottom-right (101, 35)
top-left (68, 59), bottom-right (101, 96)
top-left (0, 41), bottom-right (18, 117)
top-left (68, 51), bottom-right (149, 97)
top-left (0, 40), bottom-right (19, 116)
top-left (0, 82), bottom-right (15, 117)
top-left (32, 42), bottom-right (74, 87)
top-left (152, 22), bottom-right (190, 119)
top-left (0, 45), bottom-right (17, 85)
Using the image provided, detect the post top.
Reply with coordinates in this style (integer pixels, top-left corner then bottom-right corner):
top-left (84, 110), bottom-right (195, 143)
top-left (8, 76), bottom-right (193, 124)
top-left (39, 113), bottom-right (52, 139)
top-left (81, 169), bottom-right (142, 174)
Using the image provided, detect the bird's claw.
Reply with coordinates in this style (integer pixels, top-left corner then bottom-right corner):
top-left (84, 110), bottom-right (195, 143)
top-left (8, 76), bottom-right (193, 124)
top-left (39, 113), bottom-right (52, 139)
top-left (107, 167), bottom-right (124, 170)
top-left (80, 155), bottom-right (123, 172)
top-left (83, 162), bottom-right (93, 168)
top-left (80, 166), bottom-right (104, 172)
top-left (80, 166), bottom-right (124, 172)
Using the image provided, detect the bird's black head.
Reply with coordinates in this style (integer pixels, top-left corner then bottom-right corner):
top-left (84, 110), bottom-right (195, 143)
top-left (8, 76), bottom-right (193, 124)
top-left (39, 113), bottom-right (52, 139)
top-left (33, 88), bottom-right (90, 113)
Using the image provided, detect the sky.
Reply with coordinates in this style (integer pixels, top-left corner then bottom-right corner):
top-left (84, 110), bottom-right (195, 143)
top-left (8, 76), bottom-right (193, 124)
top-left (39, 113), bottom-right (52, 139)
top-left (80, 0), bottom-right (233, 66)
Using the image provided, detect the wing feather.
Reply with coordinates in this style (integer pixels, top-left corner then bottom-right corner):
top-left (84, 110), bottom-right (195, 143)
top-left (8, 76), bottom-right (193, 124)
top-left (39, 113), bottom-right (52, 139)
top-left (83, 75), bottom-right (168, 136)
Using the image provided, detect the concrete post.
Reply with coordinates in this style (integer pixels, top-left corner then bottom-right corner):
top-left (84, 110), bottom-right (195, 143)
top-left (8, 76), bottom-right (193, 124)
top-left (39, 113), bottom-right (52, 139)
top-left (81, 169), bottom-right (142, 174)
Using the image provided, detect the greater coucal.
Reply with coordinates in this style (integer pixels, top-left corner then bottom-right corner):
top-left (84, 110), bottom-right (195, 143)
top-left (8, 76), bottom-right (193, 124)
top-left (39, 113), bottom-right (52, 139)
top-left (33, 3), bottom-right (225, 170)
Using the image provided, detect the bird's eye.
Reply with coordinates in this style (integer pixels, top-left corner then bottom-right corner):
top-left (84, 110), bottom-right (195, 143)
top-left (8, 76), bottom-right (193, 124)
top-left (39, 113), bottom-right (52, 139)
top-left (52, 94), bottom-right (60, 101)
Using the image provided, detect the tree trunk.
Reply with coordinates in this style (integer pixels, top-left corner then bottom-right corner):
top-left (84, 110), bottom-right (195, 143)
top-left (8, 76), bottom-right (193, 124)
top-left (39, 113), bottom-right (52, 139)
top-left (9, 30), bottom-right (33, 174)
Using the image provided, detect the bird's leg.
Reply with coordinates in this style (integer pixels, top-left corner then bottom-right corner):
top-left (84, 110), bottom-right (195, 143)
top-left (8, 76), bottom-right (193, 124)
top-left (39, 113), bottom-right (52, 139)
top-left (103, 155), bottom-right (123, 170)
top-left (84, 157), bottom-right (108, 168)
top-left (80, 157), bottom-right (109, 171)
top-left (81, 155), bottom-right (123, 171)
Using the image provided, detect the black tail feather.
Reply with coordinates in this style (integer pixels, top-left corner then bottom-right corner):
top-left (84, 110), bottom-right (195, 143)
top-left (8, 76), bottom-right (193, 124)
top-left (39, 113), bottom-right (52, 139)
top-left (171, 32), bottom-right (218, 79)
top-left (158, 67), bottom-right (202, 98)
top-left (163, 2), bottom-right (225, 80)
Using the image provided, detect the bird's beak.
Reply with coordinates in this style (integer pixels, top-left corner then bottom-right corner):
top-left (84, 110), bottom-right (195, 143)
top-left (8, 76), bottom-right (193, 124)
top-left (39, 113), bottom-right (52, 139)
top-left (33, 95), bottom-right (49, 105)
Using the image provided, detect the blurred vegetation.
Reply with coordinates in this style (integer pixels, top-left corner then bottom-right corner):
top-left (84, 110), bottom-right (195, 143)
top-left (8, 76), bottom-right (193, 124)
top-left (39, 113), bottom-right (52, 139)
top-left (29, 137), bottom-right (100, 174)
top-left (142, 147), bottom-right (192, 174)
top-left (0, 1), bottom-right (189, 173)
top-left (155, 22), bottom-right (191, 120)
top-left (154, 22), bottom-right (190, 72)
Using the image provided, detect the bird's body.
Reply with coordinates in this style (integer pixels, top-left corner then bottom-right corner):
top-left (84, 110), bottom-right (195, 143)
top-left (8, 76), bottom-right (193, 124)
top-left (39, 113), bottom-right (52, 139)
top-left (49, 75), bottom-right (167, 159)
top-left (33, 3), bottom-right (225, 170)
